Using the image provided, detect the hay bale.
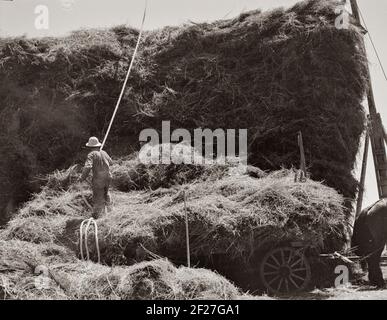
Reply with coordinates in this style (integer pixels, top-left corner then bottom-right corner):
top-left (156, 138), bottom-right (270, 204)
top-left (3, 166), bottom-right (346, 264)
top-left (61, 259), bottom-right (250, 300)
top-left (0, 0), bottom-right (368, 223)
top-left (0, 243), bottom-right (247, 300)
top-left (0, 160), bottom-right (347, 295)
top-left (110, 147), bottom-right (231, 192)
top-left (92, 169), bottom-right (346, 264)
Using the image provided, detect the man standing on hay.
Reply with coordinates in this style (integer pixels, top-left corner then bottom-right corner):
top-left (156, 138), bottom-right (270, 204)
top-left (78, 137), bottom-right (113, 219)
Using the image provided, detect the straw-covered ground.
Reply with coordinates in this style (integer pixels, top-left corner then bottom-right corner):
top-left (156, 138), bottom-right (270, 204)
top-left (0, 0), bottom-right (368, 223)
top-left (0, 152), bottom-right (348, 298)
top-left (0, 240), bottom-right (257, 300)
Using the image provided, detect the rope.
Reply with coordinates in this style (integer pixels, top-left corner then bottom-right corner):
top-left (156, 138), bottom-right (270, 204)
top-left (357, 4), bottom-right (387, 82)
top-left (79, 218), bottom-right (100, 263)
top-left (100, 0), bottom-right (148, 151)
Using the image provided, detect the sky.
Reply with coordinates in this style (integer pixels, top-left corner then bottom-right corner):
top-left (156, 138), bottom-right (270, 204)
top-left (0, 0), bottom-right (386, 208)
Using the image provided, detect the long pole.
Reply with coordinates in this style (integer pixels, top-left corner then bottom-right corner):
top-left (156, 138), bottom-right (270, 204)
top-left (349, 0), bottom-right (361, 26)
top-left (355, 129), bottom-right (369, 218)
top-left (298, 131), bottom-right (307, 181)
top-left (183, 191), bottom-right (191, 268)
top-left (383, 122), bottom-right (387, 146)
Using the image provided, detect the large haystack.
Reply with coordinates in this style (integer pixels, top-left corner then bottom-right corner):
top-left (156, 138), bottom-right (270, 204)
top-left (0, 0), bottom-right (368, 222)
top-left (0, 158), bottom-right (347, 292)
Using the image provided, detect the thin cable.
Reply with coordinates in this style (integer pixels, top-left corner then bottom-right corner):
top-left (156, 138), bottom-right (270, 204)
top-left (100, 0), bottom-right (148, 150)
top-left (357, 4), bottom-right (387, 82)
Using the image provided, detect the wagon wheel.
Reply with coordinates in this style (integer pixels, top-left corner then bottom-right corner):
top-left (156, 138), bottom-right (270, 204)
top-left (260, 247), bottom-right (311, 295)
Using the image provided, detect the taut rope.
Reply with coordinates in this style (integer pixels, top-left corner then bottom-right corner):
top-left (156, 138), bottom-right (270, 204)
top-left (100, 0), bottom-right (148, 151)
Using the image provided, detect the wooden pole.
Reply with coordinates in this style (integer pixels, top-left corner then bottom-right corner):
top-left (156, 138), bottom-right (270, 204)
top-left (349, 0), bottom-right (361, 26)
top-left (183, 191), bottom-right (191, 268)
top-left (356, 129), bottom-right (370, 218)
top-left (298, 131), bottom-right (307, 181)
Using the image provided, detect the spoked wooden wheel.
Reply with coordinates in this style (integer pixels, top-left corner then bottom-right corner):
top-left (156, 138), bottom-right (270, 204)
top-left (260, 247), bottom-right (311, 295)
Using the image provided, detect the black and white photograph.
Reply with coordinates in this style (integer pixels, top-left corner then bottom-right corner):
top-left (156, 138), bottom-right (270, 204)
top-left (0, 0), bottom-right (387, 308)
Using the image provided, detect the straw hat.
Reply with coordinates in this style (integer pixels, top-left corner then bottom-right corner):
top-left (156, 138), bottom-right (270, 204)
top-left (86, 136), bottom-right (102, 147)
